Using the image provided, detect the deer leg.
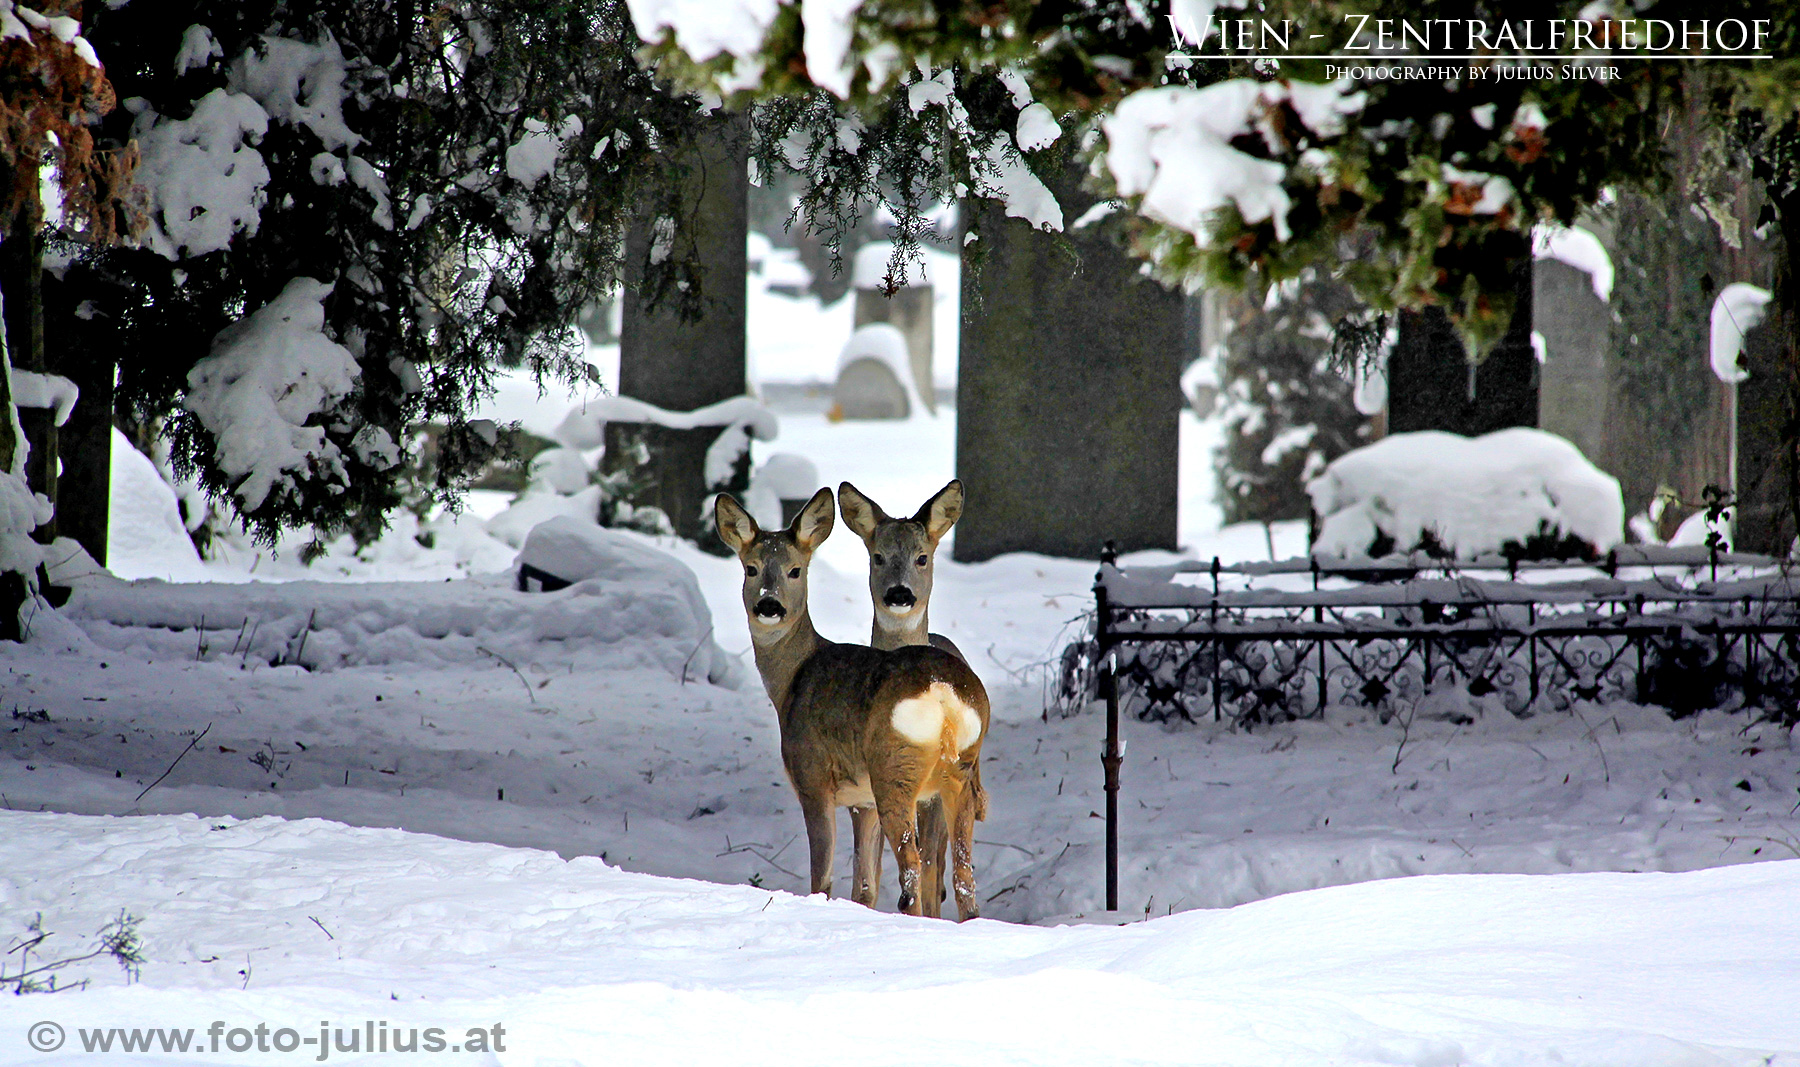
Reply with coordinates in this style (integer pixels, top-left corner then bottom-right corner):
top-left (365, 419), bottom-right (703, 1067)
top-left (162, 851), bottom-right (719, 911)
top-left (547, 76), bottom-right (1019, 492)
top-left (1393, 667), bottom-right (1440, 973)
top-left (875, 790), bottom-right (923, 916)
top-left (972, 760), bottom-right (989, 822)
top-left (798, 793), bottom-right (836, 896)
top-left (916, 794), bottom-right (947, 918)
top-left (945, 769), bottom-right (980, 921)
top-left (849, 805), bottom-right (882, 908)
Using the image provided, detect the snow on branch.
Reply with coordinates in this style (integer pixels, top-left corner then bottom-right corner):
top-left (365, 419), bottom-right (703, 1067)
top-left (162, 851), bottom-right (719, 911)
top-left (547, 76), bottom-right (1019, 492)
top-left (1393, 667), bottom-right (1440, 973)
top-left (132, 89), bottom-right (271, 260)
top-left (8, 371), bottom-right (78, 426)
top-left (2, 2), bottom-right (100, 68)
top-left (1104, 79), bottom-right (1362, 244)
top-left (182, 278), bottom-right (362, 514)
top-left (1709, 282), bottom-right (1771, 385)
top-left (1533, 224), bottom-right (1613, 303)
top-left (624, 0), bottom-right (782, 93)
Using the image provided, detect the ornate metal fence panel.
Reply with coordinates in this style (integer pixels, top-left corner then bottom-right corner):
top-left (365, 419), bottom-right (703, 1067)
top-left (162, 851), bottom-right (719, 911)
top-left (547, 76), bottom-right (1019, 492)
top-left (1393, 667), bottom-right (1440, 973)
top-left (1074, 542), bottom-right (1800, 910)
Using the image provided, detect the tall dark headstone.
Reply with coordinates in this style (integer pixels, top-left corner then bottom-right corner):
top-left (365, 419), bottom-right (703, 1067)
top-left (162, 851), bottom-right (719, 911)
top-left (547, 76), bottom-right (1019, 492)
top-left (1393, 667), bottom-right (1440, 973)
top-left (1387, 261), bottom-right (1537, 437)
top-left (1734, 317), bottom-right (1790, 551)
top-left (953, 170), bottom-right (1184, 562)
top-left (612, 112), bottom-right (749, 542)
top-left (1534, 258), bottom-right (1610, 464)
top-left (53, 334), bottom-right (112, 566)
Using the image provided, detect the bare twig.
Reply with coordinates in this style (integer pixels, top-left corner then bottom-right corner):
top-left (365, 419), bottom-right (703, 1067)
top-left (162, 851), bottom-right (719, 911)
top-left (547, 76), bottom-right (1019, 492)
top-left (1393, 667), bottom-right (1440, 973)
top-left (477, 646), bottom-right (536, 703)
top-left (679, 626), bottom-right (714, 686)
top-left (134, 724), bottom-right (211, 803)
top-left (1391, 705), bottom-right (1414, 774)
top-left (1571, 705), bottom-right (1611, 785)
top-left (289, 609), bottom-right (317, 667)
top-left (308, 916), bottom-right (334, 941)
top-left (718, 834), bottom-right (802, 880)
top-left (974, 839), bottom-right (1038, 858)
top-left (1721, 833), bottom-right (1800, 860)
top-left (239, 619), bottom-right (261, 667)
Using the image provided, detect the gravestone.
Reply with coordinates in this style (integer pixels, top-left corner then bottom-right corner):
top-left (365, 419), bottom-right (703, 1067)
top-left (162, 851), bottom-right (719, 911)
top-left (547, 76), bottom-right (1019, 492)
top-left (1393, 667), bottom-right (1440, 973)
top-left (953, 166), bottom-right (1183, 562)
top-left (1733, 316), bottom-right (1789, 552)
top-left (851, 241), bottom-right (935, 412)
top-left (833, 323), bottom-right (913, 419)
top-left (1533, 257), bottom-right (1610, 465)
top-left (612, 112), bottom-right (749, 543)
top-left (1388, 260), bottom-right (1537, 437)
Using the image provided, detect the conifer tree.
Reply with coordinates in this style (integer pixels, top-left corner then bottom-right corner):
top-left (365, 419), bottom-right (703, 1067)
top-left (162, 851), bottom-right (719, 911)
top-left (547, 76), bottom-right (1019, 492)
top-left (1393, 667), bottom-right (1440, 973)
top-left (61, 0), bottom-right (705, 549)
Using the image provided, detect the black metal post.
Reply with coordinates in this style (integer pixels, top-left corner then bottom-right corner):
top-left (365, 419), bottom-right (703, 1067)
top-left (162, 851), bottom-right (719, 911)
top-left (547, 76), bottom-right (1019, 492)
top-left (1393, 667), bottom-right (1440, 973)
top-left (1096, 540), bottom-right (1122, 912)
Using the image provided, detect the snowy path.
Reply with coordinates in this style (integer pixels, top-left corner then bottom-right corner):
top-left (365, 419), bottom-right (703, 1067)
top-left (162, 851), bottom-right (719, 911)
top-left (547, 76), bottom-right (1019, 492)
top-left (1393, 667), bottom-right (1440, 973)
top-left (6, 613), bottom-right (1799, 923)
top-left (1, 810), bottom-right (1795, 1065)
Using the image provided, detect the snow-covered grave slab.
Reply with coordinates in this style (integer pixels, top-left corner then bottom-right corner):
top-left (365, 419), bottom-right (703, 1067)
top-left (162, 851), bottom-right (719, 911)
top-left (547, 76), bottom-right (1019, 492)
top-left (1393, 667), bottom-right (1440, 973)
top-left (1308, 428), bottom-right (1625, 561)
top-left (0, 809), bottom-right (1795, 1065)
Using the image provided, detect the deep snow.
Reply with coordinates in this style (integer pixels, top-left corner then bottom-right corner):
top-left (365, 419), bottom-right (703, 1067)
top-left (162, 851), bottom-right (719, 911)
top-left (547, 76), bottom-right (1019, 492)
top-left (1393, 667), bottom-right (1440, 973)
top-left (1, 811), bottom-right (1796, 1065)
top-left (4, 263), bottom-right (1798, 1065)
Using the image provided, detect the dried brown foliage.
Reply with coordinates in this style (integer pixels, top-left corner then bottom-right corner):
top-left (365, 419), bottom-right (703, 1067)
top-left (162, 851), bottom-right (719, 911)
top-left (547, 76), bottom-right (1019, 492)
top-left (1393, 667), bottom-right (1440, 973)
top-left (0, 0), bottom-right (141, 241)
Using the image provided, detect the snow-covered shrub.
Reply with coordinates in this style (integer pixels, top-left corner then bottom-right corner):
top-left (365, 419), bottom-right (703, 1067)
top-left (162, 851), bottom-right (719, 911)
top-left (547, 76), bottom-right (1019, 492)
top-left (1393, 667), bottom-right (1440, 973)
top-left (179, 278), bottom-right (371, 521)
top-left (554, 394), bottom-right (777, 546)
top-left (1210, 269), bottom-right (1370, 525)
top-left (1308, 428), bottom-right (1624, 561)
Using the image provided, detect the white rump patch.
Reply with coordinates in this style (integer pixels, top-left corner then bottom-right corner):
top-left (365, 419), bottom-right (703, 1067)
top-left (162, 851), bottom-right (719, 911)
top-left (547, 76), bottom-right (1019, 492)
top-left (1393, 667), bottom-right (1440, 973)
top-left (890, 681), bottom-right (982, 751)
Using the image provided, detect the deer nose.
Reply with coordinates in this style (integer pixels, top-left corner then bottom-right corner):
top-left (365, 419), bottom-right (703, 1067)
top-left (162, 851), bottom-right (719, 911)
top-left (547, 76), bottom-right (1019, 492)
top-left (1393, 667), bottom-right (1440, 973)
top-left (882, 586), bottom-right (916, 609)
top-left (754, 597), bottom-right (787, 621)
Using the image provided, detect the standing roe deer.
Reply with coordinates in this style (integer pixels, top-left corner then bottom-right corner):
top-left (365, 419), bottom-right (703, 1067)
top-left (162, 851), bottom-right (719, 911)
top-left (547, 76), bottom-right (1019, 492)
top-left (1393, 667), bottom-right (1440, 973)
top-left (715, 487), bottom-right (990, 919)
top-left (836, 479), bottom-right (988, 917)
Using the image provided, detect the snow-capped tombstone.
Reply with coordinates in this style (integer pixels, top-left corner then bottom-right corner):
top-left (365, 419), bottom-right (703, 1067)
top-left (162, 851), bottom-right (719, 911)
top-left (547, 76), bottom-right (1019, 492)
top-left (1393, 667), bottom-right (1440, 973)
top-left (851, 241), bottom-right (935, 413)
top-left (1307, 428), bottom-right (1624, 560)
top-left (833, 323), bottom-right (917, 420)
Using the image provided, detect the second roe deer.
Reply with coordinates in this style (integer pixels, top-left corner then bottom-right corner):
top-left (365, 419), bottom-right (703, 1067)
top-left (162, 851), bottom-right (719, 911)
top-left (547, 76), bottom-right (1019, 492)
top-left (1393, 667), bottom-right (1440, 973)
top-left (837, 478), bottom-right (989, 917)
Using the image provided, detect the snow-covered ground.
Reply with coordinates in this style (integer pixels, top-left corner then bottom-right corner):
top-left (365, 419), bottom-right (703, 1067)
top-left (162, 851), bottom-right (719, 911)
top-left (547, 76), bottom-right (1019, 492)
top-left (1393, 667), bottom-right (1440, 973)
top-left (2, 811), bottom-right (1796, 1065)
top-left (4, 273), bottom-right (1799, 1063)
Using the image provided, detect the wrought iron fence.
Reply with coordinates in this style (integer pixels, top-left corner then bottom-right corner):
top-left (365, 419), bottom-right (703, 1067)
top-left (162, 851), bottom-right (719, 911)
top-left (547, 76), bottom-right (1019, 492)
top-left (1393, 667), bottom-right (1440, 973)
top-left (1071, 540), bottom-right (1800, 910)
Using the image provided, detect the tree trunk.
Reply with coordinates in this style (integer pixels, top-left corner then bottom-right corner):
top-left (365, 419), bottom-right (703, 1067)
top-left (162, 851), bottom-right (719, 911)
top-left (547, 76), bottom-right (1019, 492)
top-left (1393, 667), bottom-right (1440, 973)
top-left (0, 182), bottom-right (55, 542)
top-left (1775, 187), bottom-right (1800, 555)
top-left (614, 111), bottom-right (748, 546)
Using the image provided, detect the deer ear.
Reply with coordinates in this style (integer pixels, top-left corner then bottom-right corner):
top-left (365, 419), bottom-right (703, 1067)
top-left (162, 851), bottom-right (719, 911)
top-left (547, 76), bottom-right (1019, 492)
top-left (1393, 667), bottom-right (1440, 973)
top-left (837, 481), bottom-right (887, 543)
top-left (915, 479), bottom-right (964, 543)
top-left (714, 494), bottom-right (759, 555)
top-left (791, 486), bottom-right (836, 554)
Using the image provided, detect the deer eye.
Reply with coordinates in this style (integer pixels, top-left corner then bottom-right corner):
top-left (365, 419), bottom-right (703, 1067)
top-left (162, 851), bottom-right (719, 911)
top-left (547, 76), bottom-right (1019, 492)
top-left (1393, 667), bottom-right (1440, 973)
top-left (788, 567), bottom-right (801, 579)
top-left (745, 565), bottom-right (758, 577)
top-left (916, 555), bottom-right (928, 567)
top-left (872, 553), bottom-right (885, 566)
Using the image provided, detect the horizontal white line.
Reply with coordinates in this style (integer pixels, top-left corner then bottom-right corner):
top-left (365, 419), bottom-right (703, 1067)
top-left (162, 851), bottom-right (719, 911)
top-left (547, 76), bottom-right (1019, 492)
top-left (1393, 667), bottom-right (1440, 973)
top-left (1166, 53), bottom-right (1774, 61)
